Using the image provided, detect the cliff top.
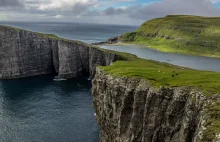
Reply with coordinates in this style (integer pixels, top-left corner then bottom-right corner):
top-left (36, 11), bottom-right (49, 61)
top-left (138, 15), bottom-right (220, 33)
top-left (100, 56), bottom-right (220, 95)
top-left (119, 15), bottom-right (220, 57)
top-left (99, 50), bottom-right (220, 141)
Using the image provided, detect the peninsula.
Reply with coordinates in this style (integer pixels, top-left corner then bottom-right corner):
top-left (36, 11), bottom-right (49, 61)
top-left (94, 15), bottom-right (220, 58)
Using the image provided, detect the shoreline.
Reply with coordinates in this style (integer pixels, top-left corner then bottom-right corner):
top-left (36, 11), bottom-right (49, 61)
top-left (98, 42), bottom-right (220, 59)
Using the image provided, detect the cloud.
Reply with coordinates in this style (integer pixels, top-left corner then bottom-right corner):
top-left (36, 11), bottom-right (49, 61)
top-left (211, 0), bottom-right (220, 3)
top-left (38, 0), bottom-right (96, 11)
top-left (0, 0), bottom-right (23, 7)
top-left (0, 0), bottom-right (219, 25)
top-left (130, 0), bottom-right (220, 19)
top-left (104, 7), bottom-right (125, 15)
top-left (55, 14), bottom-right (64, 18)
top-left (82, 0), bottom-right (220, 22)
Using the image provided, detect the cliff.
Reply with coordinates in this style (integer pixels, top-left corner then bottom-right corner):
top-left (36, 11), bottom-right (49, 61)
top-left (95, 15), bottom-right (220, 58)
top-left (0, 25), bottom-right (219, 142)
top-left (92, 68), bottom-right (220, 142)
top-left (91, 52), bottom-right (220, 142)
top-left (0, 25), bottom-right (123, 79)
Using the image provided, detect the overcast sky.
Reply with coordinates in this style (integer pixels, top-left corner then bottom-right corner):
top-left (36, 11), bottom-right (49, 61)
top-left (0, 0), bottom-right (220, 25)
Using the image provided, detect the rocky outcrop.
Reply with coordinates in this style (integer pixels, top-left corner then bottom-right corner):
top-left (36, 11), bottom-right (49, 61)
top-left (0, 26), bottom-right (122, 79)
top-left (92, 68), bottom-right (220, 142)
top-left (92, 36), bottom-right (121, 45)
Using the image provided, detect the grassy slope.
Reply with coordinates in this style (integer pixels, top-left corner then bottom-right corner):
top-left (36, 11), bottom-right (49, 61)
top-left (120, 15), bottom-right (220, 58)
top-left (0, 24), bottom-right (219, 141)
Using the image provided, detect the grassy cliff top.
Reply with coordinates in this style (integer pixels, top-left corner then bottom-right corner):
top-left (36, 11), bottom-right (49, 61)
top-left (100, 56), bottom-right (220, 95)
top-left (138, 15), bottom-right (220, 32)
top-left (99, 48), bottom-right (220, 142)
top-left (120, 15), bottom-right (220, 57)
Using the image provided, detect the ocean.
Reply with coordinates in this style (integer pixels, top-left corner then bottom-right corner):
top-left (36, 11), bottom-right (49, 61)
top-left (0, 21), bottom-right (138, 44)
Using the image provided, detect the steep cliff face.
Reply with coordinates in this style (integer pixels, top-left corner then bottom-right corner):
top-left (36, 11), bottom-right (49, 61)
top-left (0, 26), bottom-right (53, 78)
top-left (57, 41), bottom-right (122, 78)
top-left (0, 26), bottom-right (121, 79)
top-left (92, 68), bottom-right (220, 142)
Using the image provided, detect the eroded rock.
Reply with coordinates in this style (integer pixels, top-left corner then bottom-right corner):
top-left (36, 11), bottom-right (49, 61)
top-left (92, 68), bottom-right (220, 142)
top-left (0, 26), bottom-right (121, 79)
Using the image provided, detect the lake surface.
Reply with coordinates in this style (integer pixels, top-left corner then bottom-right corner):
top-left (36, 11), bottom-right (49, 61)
top-left (0, 22), bottom-right (137, 142)
top-left (101, 45), bottom-right (220, 72)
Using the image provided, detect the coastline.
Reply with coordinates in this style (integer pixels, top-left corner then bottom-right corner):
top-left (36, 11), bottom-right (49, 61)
top-left (98, 42), bottom-right (220, 58)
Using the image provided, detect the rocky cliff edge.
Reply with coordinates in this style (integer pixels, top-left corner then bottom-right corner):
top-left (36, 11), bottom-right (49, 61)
top-left (0, 25), bottom-right (124, 79)
top-left (92, 68), bottom-right (220, 142)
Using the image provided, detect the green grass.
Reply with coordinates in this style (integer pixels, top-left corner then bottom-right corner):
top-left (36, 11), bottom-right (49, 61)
top-left (100, 58), bottom-right (220, 95)
top-left (203, 101), bottom-right (220, 141)
top-left (119, 15), bottom-right (220, 58)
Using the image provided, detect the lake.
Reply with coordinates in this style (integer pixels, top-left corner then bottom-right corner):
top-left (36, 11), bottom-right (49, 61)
top-left (101, 45), bottom-right (220, 72)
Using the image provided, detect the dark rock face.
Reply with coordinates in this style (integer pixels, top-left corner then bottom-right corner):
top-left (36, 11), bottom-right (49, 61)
top-left (57, 41), bottom-right (122, 79)
top-left (0, 26), bottom-right (121, 79)
top-left (0, 26), bottom-right (53, 79)
top-left (92, 68), bottom-right (219, 142)
top-left (57, 40), bottom-right (90, 79)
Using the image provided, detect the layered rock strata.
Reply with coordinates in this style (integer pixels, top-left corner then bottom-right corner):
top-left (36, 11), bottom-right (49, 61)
top-left (92, 68), bottom-right (220, 142)
top-left (0, 26), bottom-right (121, 79)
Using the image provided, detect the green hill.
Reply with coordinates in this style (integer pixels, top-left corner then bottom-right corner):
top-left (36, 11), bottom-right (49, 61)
top-left (120, 15), bottom-right (220, 57)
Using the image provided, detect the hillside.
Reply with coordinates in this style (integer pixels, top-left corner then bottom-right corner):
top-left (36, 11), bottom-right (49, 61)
top-left (119, 15), bottom-right (220, 57)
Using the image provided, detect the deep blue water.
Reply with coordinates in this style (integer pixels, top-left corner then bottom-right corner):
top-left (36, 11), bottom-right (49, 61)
top-left (0, 22), bottom-right (137, 142)
top-left (0, 75), bottom-right (99, 142)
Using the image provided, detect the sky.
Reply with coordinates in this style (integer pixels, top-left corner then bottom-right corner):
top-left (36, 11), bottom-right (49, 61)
top-left (0, 0), bottom-right (220, 25)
